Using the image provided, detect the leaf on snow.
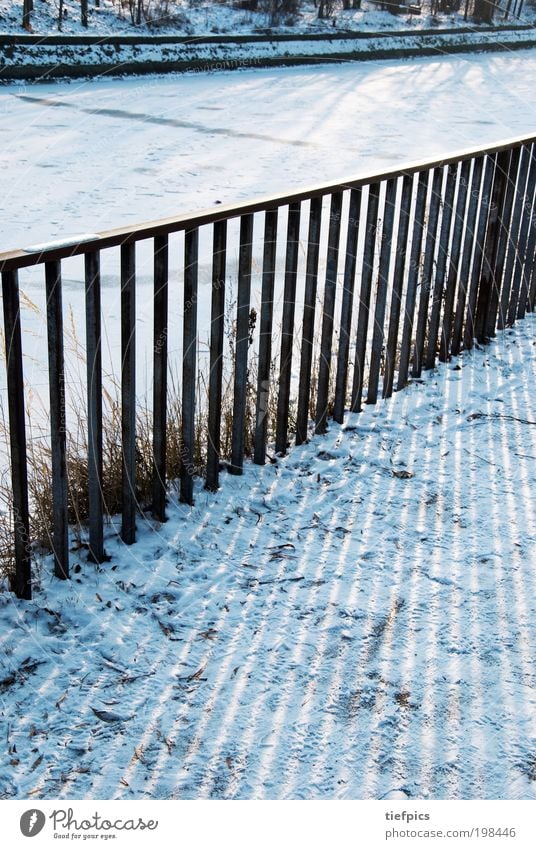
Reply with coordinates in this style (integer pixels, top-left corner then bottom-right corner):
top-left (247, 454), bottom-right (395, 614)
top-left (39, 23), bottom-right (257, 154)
top-left (90, 706), bottom-right (134, 723)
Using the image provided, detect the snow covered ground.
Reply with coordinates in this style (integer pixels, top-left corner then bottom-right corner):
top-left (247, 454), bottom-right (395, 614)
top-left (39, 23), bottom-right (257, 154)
top-left (2, 49), bottom-right (536, 248)
top-left (1, 313), bottom-right (536, 800)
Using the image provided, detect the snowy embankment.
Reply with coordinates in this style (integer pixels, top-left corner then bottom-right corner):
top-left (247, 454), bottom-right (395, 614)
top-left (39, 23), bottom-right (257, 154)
top-left (1, 316), bottom-right (536, 800)
top-left (1, 24), bottom-right (536, 79)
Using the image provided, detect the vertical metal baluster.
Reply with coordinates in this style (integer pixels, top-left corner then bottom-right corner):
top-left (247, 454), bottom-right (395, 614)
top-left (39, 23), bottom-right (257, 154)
top-left (120, 243), bottom-right (136, 545)
top-left (463, 154), bottom-right (496, 350)
top-left (397, 171), bottom-right (428, 391)
top-left (350, 183), bottom-right (380, 412)
top-left (488, 146), bottom-right (522, 332)
top-left (230, 213), bottom-right (254, 475)
top-left (315, 192), bottom-right (343, 434)
top-left (2, 269), bottom-right (31, 599)
top-left (383, 174), bottom-right (412, 398)
top-left (333, 188), bottom-right (361, 422)
top-left (439, 159), bottom-right (471, 362)
top-left (296, 196), bottom-right (322, 446)
top-left (516, 143), bottom-right (536, 320)
top-left (85, 250), bottom-right (105, 562)
top-left (276, 202), bottom-right (301, 454)
top-left (474, 149), bottom-right (510, 344)
top-left (413, 167), bottom-right (444, 377)
top-left (181, 227), bottom-right (198, 505)
top-left (425, 163), bottom-right (458, 370)
top-left (496, 146), bottom-right (526, 328)
top-left (206, 220), bottom-right (227, 491)
top-left (451, 157), bottom-right (484, 357)
top-left (254, 209), bottom-right (278, 465)
top-left (45, 260), bottom-right (69, 577)
top-left (152, 234), bottom-right (168, 522)
top-left (367, 178), bottom-right (398, 404)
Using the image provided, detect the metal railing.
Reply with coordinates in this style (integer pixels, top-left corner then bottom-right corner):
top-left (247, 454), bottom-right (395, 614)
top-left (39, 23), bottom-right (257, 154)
top-left (1, 132), bottom-right (535, 599)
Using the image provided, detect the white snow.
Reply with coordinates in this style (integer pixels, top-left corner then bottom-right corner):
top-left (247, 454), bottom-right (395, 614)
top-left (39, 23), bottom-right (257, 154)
top-left (2, 49), bottom-right (536, 248)
top-left (0, 316), bottom-right (535, 799)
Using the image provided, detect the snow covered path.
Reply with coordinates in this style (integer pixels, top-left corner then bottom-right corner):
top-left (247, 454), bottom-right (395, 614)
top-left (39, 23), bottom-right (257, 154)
top-left (1, 318), bottom-right (536, 800)
top-left (1, 48), bottom-right (536, 250)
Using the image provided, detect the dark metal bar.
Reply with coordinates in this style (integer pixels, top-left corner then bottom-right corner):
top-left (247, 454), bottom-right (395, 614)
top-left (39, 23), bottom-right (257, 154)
top-left (425, 163), bottom-right (458, 370)
top-left (2, 270), bottom-right (31, 599)
top-left (120, 243), bottom-right (136, 545)
top-left (412, 167), bottom-right (444, 377)
top-left (515, 143), bottom-right (536, 320)
top-left (254, 209), bottom-right (278, 465)
top-left (296, 197), bottom-right (322, 445)
top-left (397, 171), bottom-right (429, 391)
top-left (276, 202), bottom-right (301, 454)
top-left (4, 133), bottom-right (536, 274)
top-left (45, 260), bottom-right (69, 578)
top-left (489, 145), bottom-right (523, 332)
top-left (181, 227), bottom-right (199, 505)
top-left (229, 213), bottom-right (254, 475)
top-left (206, 220), bottom-right (227, 491)
top-left (474, 149), bottom-right (511, 344)
top-left (439, 159), bottom-right (471, 362)
top-left (85, 250), bottom-right (105, 562)
top-left (350, 183), bottom-right (380, 413)
top-left (451, 156), bottom-right (484, 357)
top-left (496, 146), bottom-right (527, 327)
top-left (333, 188), bottom-right (361, 422)
top-left (152, 234), bottom-right (168, 522)
top-left (383, 174), bottom-right (412, 398)
top-left (367, 178), bottom-right (398, 404)
top-left (315, 192), bottom-right (343, 434)
top-left (463, 154), bottom-right (496, 350)
top-left (529, 253), bottom-right (536, 313)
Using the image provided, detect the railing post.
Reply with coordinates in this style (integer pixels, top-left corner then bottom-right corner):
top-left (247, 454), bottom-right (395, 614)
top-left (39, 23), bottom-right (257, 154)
top-left (351, 182), bottom-right (380, 413)
top-left (384, 174), bottom-right (412, 398)
top-left (152, 235), bottom-right (168, 522)
top-left (397, 171), bottom-right (429, 391)
top-left (463, 154), bottom-right (496, 350)
top-left (120, 243), bottom-right (136, 545)
top-left (181, 227), bottom-right (199, 506)
top-left (296, 197), bottom-right (322, 446)
top-left (486, 146), bottom-right (523, 334)
top-left (474, 149), bottom-right (510, 343)
top-left (276, 202), bottom-right (301, 455)
top-left (425, 163), bottom-right (458, 370)
top-left (230, 213), bottom-right (254, 475)
top-left (315, 192), bottom-right (343, 434)
top-left (206, 220), bottom-right (227, 491)
top-left (495, 146), bottom-right (527, 328)
top-left (2, 270), bottom-right (31, 599)
top-left (367, 177), bottom-right (397, 404)
top-left (451, 156), bottom-right (484, 357)
top-left (333, 188), bottom-right (361, 422)
top-left (254, 209), bottom-right (277, 465)
top-left (439, 159), bottom-right (471, 363)
top-left (85, 250), bottom-right (105, 563)
top-left (413, 166), bottom-right (443, 377)
top-left (515, 143), bottom-right (536, 320)
top-left (45, 260), bottom-right (69, 578)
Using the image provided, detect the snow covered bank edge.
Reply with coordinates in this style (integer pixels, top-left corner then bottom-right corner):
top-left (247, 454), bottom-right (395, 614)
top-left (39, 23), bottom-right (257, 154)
top-left (2, 24), bottom-right (536, 81)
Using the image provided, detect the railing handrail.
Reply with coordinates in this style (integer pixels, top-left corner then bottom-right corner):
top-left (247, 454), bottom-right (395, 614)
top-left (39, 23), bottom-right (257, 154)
top-left (2, 130), bottom-right (535, 273)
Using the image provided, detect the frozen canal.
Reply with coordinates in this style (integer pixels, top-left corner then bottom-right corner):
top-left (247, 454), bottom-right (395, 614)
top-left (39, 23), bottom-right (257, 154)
top-left (1, 48), bottom-right (536, 250)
